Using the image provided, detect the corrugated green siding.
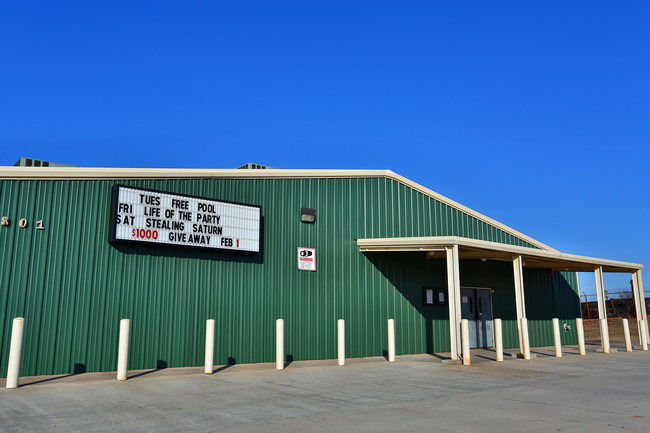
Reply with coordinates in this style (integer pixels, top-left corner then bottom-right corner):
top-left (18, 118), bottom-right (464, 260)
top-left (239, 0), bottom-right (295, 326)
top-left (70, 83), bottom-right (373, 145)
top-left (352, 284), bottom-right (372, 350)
top-left (525, 270), bottom-right (581, 347)
top-left (461, 262), bottom-right (579, 348)
top-left (1, 176), bottom-right (575, 377)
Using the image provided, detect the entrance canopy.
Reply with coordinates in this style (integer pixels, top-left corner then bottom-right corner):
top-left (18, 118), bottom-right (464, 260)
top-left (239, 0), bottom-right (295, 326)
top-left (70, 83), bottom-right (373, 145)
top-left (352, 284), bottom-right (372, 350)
top-left (356, 236), bottom-right (643, 273)
top-left (358, 235), bottom-right (648, 360)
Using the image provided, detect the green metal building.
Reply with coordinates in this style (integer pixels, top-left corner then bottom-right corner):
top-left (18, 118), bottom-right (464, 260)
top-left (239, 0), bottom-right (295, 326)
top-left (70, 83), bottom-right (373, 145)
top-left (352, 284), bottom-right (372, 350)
top-left (0, 163), bottom-right (646, 377)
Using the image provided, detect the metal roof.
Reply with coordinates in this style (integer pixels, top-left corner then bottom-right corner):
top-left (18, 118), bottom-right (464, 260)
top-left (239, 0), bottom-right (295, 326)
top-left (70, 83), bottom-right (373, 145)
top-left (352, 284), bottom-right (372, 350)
top-left (0, 166), bottom-right (555, 251)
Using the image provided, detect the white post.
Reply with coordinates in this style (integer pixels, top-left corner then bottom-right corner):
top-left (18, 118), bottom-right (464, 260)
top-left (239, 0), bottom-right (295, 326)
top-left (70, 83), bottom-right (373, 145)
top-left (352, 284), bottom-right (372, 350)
top-left (204, 319), bottom-right (215, 374)
top-left (638, 271), bottom-right (649, 347)
top-left (638, 321), bottom-right (643, 347)
top-left (521, 318), bottom-right (531, 360)
top-left (575, 318), bottom-right (586, 356)
top-left (632, 270), bottom-right (648, 351)
top-left (599, 318), bottom-right (610, 354)
top-left (553, 318), bottom-right (562, 358)
top-left (631, 271), bottom-right (644, 346)
top-left (337, 319), bottom-right (345, 366)
top-left (387, 319), bottom-right (396, 362)
top-left (117, 319), bottom-right (130, 381)
top-left (494, 318), bottom-right (503, 362)
top-left (513, 255), bottom-right (528, 355)
top-left (5, 317), bottom-right (25, 389)
top-left (461, 319), bottom-right (471, 366)
top-left (276, 319), bottom-right (284, 370)
top-left (452, 247), bottom-right (461, 359)
top-left (639, 320), bottom-right (648, 351)
top-left (446, 245), bottom-right (462, 360)
top-left (622, 318), bottom-right (632, 352)
top-left (594, 266), bottom-right (610, 353)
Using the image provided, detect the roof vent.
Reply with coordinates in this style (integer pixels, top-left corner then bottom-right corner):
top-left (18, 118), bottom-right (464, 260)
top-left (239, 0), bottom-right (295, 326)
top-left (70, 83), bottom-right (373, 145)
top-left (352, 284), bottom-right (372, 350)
top-left (13, 157), bottom-right (76, 167)
top-left (236, 163), bottom-right (276, 170)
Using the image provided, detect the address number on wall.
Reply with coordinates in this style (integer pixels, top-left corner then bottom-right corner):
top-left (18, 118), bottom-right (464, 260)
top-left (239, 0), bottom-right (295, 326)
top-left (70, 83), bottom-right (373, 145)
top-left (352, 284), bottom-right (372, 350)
top-left (0, 217), bottom-right (45, 230)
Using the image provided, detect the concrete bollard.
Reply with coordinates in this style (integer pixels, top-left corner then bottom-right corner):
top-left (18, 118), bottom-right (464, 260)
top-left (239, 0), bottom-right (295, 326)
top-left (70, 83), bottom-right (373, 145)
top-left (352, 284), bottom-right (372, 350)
top-left (387, 319), bottom-right (395, 362)
top-left (461, 319), bottom-right (471, 365)
top-left (276, 319), bottom-right (284, 370)
top-left (204, 319), bottom-right (215, 374)
top-left (117, 319), bottom-right (130, 381)
top-left (553, 318), bottom-right (562, 358)
top-left (622, 318), bottom-right (632, 352)
top-left (639, 320), bottom-right (648, 351)
top-left (494, 318), bottom-right (503, 362)
top-left (521, 318), bottom-right (531, 360)
top-left (337, 319), bottom-right (345, 366)
top-left (6, 317), bottom-right (25, 389)
top-left (599, 318), bottom-right (610, 354)
top-left (575, 318), bottom-right (586, 356)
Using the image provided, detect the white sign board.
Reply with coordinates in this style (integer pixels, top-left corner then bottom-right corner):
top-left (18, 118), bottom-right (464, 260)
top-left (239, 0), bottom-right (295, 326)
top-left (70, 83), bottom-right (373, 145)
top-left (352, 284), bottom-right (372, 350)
top-left (110, 185), bottom-right (261, 253)
top-left (298, 247), bottom-right (316, 271)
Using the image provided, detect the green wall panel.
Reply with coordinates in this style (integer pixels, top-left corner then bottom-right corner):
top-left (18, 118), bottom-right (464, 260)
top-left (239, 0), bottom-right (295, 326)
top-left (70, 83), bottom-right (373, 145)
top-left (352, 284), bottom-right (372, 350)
top-left (0, 176), bottom-right (576, 377)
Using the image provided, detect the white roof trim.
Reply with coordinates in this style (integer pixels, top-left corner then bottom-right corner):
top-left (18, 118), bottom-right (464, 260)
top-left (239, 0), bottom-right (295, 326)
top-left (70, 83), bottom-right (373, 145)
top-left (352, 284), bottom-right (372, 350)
top-left (357, 236), bottom-right (643, 272)
top-left (0, 166), bottom-right (554, 251)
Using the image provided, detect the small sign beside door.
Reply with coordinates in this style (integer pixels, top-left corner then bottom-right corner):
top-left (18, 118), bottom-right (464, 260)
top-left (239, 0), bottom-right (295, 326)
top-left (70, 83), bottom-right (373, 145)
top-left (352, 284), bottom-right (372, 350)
top-left (298, 247), bottom-right (316, 271)
top-left (422, 287), bottom-right (447, 306)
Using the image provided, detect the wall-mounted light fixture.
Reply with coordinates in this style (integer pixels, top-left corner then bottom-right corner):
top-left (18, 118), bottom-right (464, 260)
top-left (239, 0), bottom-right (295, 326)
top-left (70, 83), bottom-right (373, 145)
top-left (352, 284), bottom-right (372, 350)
top-left (426, 251), bottom-right (435, 259)
top-left (300, 207), bottom-right (316, 223)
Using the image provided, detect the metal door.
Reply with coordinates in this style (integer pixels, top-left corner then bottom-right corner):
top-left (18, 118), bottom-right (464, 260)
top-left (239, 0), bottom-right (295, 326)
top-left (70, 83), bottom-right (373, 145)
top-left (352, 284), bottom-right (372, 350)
top-left (460, 288), bottom-right (478, 348)
top-left (475, 289), bottom-right (493, 348)
top-left (460, 288), bottom-right (493, 349)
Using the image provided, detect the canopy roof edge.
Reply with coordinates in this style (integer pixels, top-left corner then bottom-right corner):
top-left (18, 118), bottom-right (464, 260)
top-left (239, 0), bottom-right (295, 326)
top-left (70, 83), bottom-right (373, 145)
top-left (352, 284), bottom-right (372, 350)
top-left (356, 236), bottom-right (643, 273)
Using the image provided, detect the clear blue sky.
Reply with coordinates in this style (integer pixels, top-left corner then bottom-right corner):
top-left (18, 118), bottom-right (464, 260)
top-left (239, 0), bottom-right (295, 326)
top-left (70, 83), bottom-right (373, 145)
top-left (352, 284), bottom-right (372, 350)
top-left (1, 1), bottom-right (648, 296)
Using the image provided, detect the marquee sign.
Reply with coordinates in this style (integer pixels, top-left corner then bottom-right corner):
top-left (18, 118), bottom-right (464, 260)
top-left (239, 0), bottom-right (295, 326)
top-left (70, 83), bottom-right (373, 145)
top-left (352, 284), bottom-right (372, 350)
top-left (109, 185), bottom-right (261, 253)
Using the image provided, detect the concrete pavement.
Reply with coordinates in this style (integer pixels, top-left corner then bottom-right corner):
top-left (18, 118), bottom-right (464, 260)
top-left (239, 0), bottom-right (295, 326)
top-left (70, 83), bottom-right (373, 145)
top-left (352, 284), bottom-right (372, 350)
top-left (1, 342), bottom-right (649, 432)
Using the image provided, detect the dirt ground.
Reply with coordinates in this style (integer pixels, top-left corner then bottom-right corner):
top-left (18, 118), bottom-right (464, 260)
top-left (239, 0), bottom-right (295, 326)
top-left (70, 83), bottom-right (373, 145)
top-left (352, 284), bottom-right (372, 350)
top-left (583, 317), bottom-right (643, 341)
